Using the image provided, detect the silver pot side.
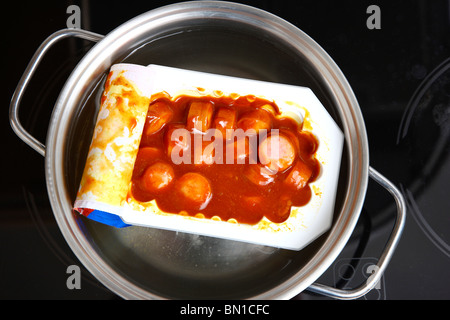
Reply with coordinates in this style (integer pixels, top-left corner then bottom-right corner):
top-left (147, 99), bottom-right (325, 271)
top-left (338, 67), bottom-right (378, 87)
top-left (43, 1), bottom-right (371, 299)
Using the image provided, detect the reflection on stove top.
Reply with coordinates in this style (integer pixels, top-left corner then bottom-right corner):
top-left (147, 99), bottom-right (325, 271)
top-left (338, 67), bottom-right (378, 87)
top-left (397, 57), bottom-right (450, 259)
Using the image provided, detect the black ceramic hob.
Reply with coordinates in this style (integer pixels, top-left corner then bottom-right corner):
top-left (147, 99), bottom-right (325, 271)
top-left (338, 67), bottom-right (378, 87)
top-left (2, 0), bottom-right (449, 300)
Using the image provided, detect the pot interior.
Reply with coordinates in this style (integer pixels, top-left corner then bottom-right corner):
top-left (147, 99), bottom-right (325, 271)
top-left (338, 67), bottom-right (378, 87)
top-left (64, 9), bottom-right (350, 299)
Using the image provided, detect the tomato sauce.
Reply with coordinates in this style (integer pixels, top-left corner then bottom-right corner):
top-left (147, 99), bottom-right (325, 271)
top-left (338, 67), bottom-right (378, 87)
top-left (130, 93), bottom-right (320, 225)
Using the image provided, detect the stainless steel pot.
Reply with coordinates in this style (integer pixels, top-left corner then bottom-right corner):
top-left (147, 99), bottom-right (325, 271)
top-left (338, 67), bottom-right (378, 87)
top-left (10, 1), bottom-right (405, 299)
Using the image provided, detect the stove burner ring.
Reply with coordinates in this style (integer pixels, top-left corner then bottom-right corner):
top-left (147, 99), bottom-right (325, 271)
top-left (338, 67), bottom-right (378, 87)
top-left (398, 57), bottom-right (450, 258)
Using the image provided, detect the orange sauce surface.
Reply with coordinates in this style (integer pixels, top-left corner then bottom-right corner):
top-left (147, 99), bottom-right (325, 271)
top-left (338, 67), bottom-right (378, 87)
top-left (130, 93), bottom-right (320, 225)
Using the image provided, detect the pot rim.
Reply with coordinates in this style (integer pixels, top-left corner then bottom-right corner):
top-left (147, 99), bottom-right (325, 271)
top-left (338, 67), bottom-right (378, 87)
top-left (45, 1), bottom-right (369, 299)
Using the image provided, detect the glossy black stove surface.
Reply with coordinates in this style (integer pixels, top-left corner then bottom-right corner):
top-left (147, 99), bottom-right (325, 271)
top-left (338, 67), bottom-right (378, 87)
top-left (3, 0), bottom-right (449, 300)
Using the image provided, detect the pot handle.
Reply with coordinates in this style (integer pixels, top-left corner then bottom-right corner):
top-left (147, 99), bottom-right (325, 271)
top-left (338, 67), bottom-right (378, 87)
top-left (307, 166), bottom-right (406, 299)
top-left (9, 28), bottom-right (104, 157)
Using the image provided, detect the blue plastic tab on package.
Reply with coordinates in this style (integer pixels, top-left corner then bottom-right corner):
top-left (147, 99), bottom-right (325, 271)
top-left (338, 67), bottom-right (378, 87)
top-left (87, 210), bottom-right (131, 228)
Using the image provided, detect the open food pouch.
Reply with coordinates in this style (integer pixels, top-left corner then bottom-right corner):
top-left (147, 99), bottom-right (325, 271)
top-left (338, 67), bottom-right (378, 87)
top-left (74, 64), bottom-right (343, 251)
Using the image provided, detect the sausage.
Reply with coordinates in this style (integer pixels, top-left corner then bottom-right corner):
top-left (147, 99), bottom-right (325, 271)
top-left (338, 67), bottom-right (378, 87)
top-left (176, 172), bottom-right (212, 210)
top-left (165, 125), bottom-right (191, 164)
top-left (213, 107), bottom-right (236, 138)
top-left (279, 128), bottom-right (300, 154)
top-left (272, 194), bottom-right (292, 223)
top-left (193, 140), bottom-right (217, 165)
top-left (260, 103), bottom-right (277, 116)
top-left (140, 161), bottom-right (175, 193)
top-left (244, 164), bottom-right (275, 186)
top-left (240, 195), bottom-right (265, 224)
top-left (194, 128), bottom-right (225, 165)
top-left (237, 109), bottom-right (272, 134)
top-left (258, 132), bottom-right (296, 173)
top-left (284, 160), bottom-right (313, 190)
top-left (145, 101), bottom-right (174, 136)
top-left (240, 193), bottom-right (291, 224)
top-left (225, 135), bottom-right (257, 164)
top-left (186, 101), bottom-right (214, 133)
top-left (133, 147), bottom-right (164, 178)
top-left (233, 136), bottom-right (251, 164)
